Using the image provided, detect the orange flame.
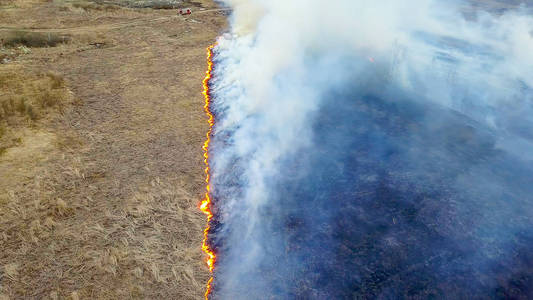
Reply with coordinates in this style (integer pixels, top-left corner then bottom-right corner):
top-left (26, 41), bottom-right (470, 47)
top-left (201, 44), bottom-right (216, 300)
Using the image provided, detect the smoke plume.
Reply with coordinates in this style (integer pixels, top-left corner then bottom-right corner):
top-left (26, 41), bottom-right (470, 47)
top-left (207, 0), bottom-right (533, 298)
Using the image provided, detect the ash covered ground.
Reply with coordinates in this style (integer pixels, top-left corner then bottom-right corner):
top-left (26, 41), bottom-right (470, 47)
top-left (206, 1), bottom-right (533, 299)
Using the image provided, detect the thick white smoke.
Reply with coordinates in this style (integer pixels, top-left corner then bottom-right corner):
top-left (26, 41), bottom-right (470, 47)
top-left (208, 0), bottom-right (533, 298)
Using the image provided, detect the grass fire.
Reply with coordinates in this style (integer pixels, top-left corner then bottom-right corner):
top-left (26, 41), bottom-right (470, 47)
top-left (1, 0), bottom-right (533, 299)
top-left (200, 44), bottom-right (216, 299)
top-left (203, 0), bottom-right (533, 299)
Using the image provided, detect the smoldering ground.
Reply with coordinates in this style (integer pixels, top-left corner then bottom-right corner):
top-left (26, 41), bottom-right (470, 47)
top-left (206, 0), bottom-right (533, 299)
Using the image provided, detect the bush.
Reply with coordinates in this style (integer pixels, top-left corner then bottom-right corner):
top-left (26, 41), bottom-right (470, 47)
top-left (0, 96), bottom-right (15, 118)
top-left (37, 90), bottom-right (64, 108)
top-left (70, 1), bottom-right (120, 11)
top-left (15, 97), bottom-right (26, 114)
top-left (0, 68), bottom-right (70, 155)
top-left (0, 68), bottom-right (68, 122)
top-left (26, 104), bottom-right (37, 120)
top-left (94, 0), bottom-right (182, 9)
top-left (1, 31), bottom-right (71, 48)
top-left (46, 72), bottom-right (64, 89)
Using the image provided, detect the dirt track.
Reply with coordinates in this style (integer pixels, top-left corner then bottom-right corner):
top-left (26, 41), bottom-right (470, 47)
top-left (0, 8), bottom-right (230, 31)
top-left (0, 1), bottom-right (225, 299)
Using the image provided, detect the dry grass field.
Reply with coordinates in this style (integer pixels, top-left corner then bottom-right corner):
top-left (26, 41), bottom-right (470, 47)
top-left (0, 0), bottom-right (225, 298)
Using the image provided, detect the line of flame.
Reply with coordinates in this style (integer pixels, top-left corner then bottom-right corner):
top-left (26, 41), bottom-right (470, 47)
top-left (200, 44), bottom-right (216, 300)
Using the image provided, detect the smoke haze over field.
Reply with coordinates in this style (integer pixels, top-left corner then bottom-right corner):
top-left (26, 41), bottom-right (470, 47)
top-left (207, 0), bottom-right (533, 298)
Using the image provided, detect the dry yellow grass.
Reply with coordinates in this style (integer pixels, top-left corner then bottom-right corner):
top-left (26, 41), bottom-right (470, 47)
top-left (0, 0), bottom-right (226, 298)
top-left (0, 65), bottom-right (70, 155)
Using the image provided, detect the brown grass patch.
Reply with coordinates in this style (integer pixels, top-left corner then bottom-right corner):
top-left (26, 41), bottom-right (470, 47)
top-left (0, 65), bottom-right (70, 155)
top-left (1, 31), bottom-right (71, 48)
top-left (51, 0), bottom-right (123, 12)
top-left (69, 0), bottom-right (121, 11)
top-left (0, 173), bottom-right (206, 298)
top-left (0, 0), bottom-right (18, 8)
top-left (88, 0), bottom-right (182, 9)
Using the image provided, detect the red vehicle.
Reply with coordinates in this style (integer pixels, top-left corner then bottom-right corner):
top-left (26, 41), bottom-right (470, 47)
top-left (178, 8), bottom-right (192, 15)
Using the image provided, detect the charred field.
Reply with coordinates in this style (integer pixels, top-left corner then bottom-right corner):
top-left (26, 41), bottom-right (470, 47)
top-left (203, 0), bottom-right (533, 299)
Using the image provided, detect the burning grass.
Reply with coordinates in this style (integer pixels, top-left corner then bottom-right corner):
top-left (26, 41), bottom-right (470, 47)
top-left (200, 44), bottom-right (216, 299)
